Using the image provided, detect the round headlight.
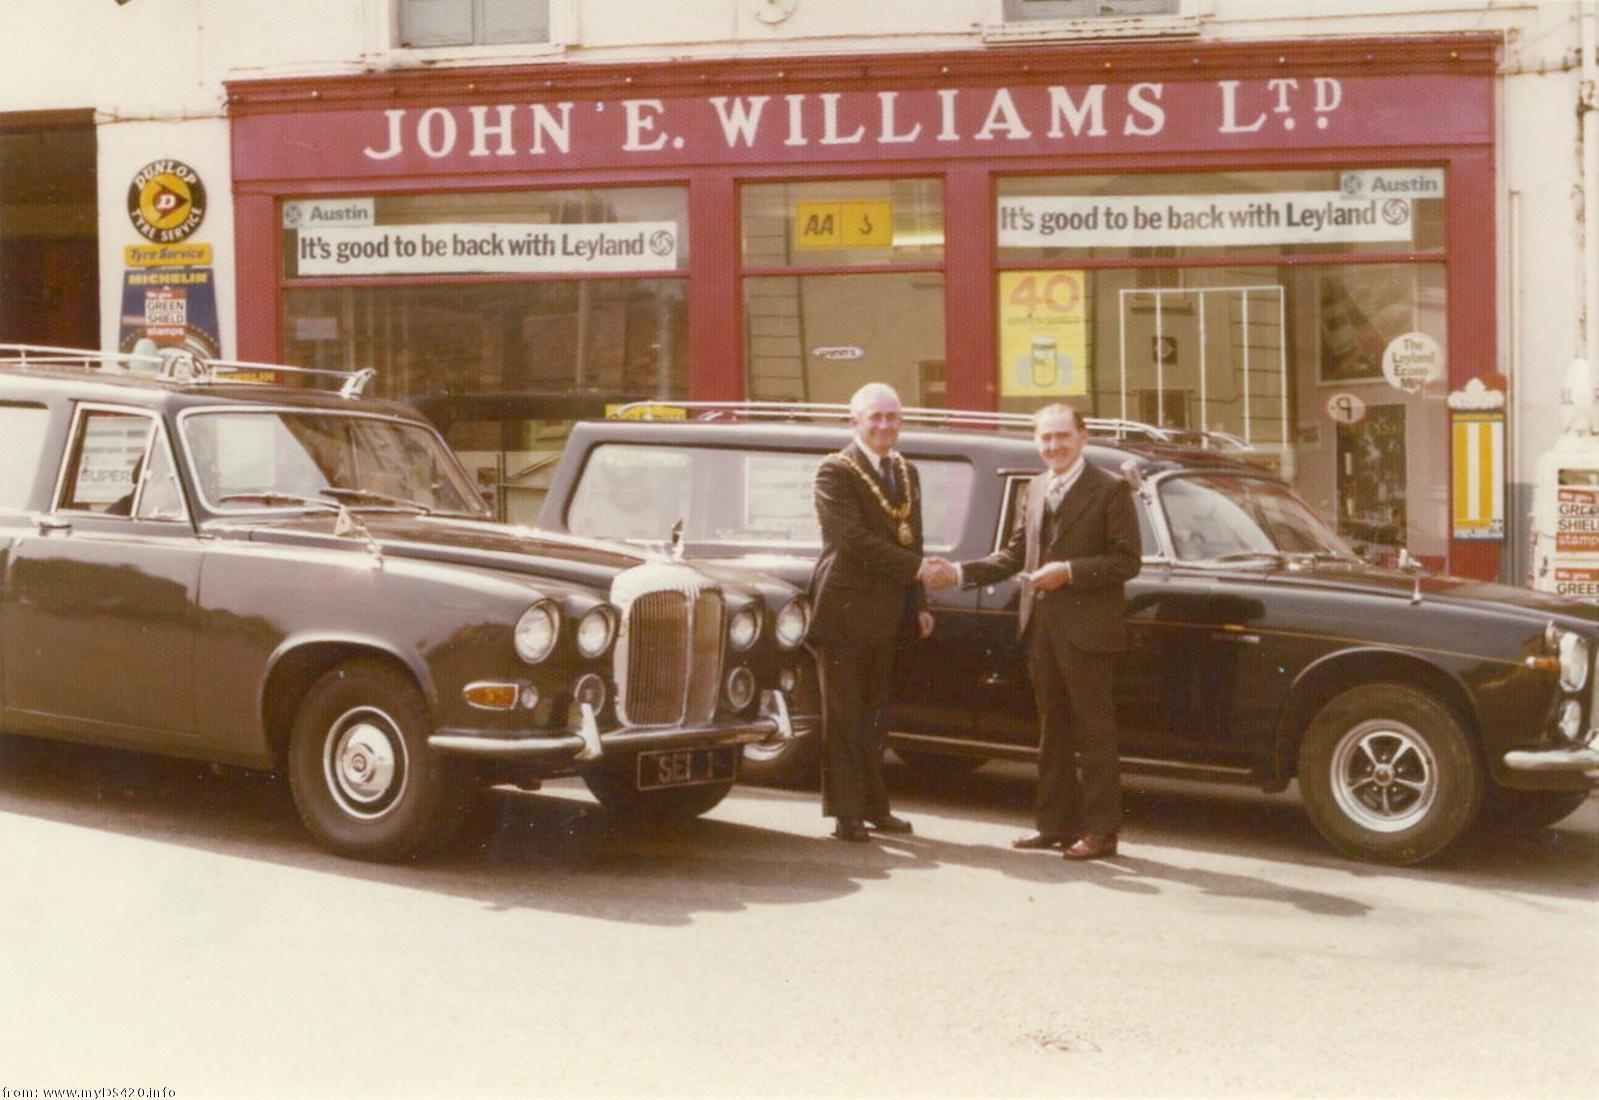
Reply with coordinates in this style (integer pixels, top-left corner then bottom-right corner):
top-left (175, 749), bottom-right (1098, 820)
top-left (1558, 631), bottom-right (1590, 692)
top-left (514, 601), bottom-right (560, 664)
top-left (775, 597), bottom-right (810, 649)
top-left (1558, 698), bottom-right (1584, 741)
top-left (729, 606), bottom-right (760, 651)
top-left (725, 666), bottom-right (756, 711)
top-left (576, 606), bottom-right (616, 659)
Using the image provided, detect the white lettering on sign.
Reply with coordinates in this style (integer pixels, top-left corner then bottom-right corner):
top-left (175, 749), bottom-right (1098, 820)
top-left (358, 78), bottom-right (1347, 161)
top-left (997, 192), bottom-right (1412, 248)
top-left (295, 222), bottom-right (680, 276)
top-left (1555, 485), bottom-right (1599, 553)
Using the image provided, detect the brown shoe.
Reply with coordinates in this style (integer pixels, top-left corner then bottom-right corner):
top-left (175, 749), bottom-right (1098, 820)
top-left (1012, 832), bottom-right (1070, 851)
top-left (1062, 834), bottom-right (1119, 860)
top-left (833, 817), bottom-right (870, 843)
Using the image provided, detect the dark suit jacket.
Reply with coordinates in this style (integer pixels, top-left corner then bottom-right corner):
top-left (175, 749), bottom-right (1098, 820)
top-left (808, 442), bottom-right (927, 648)
top-left (961, 461), bottom-right (1141, 652)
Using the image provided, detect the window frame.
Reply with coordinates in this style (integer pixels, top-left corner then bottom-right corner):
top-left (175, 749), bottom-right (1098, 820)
top-left (53, 403), bottom-right (190, 524)
top-left (397, 0), bottom-right (555, 50)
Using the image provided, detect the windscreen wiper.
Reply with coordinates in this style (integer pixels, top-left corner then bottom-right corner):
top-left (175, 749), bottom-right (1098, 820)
top-left (318, 487), bottom-right (432, 515)
top-left (217, 492), bottom-right (340, 511)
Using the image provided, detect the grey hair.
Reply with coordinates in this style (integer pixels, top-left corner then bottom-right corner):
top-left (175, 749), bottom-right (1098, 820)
top-left (849, 382), bottom-right (903, 419)
top-left (1034, 402), bottom-right (1086, 432)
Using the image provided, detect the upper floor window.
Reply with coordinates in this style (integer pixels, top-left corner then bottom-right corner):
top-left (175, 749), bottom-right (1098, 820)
top-left (1003, 0), bottom-right (1177, 17)
top-left (399, 0), bottom-right (549, 47)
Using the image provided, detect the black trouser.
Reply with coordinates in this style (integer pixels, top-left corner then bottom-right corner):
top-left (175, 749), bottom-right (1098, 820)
top-left (817, 637), bottom-right (894, 821)
top-left (1028, 629), bottom-right (1122, 837)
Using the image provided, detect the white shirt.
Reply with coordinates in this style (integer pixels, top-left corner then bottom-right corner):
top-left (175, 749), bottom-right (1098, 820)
top-left (953, 458), bottom-right (1083, 589)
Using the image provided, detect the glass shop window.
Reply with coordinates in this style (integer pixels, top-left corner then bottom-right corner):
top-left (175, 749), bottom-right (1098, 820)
top-left (740, 179), bottom-right (945, 407)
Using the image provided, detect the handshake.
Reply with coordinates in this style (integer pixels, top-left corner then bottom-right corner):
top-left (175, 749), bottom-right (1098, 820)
top-left (917, 556), bottom-right (960, 591)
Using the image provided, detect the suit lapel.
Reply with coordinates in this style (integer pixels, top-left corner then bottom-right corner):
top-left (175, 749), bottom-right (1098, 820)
top-left (1024, 473), bottom-right (1047, 572)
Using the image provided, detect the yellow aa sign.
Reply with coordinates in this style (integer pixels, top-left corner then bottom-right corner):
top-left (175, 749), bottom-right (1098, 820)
top-left (794, 201), bottom-right (894, 250)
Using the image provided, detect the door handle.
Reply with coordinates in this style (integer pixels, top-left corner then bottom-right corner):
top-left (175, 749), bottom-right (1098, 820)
top-left (36, 517), bottom-right (72, 536)
top-left (981, 672), bottom-right (1008, 686)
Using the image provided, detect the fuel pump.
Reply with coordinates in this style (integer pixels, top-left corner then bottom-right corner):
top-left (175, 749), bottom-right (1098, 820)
top-left (1531, 358), bottom-right (1599, 602)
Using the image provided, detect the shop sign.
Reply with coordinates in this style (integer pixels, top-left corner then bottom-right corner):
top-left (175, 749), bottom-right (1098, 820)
top-left (233, 74), bottom-right (1490, 181)
top-left (1381, 331), bottom-right (1444, 393)
top-left (117, 265), bottom-right (221, 359)
top-left (998, 270), bottom-right (1087, 397)
top-left (126, 159), bottom-right (206, 243)
top-left (997, 192), bottom-right (1413, 248)
top-left (124, 243), bottom-right (212, 268)
top-left (1338, 168), bottom-right (1444, 200)
top-left (1555, 484), bottom-right (1599, 553)
top-left (1326, 392), bottom-right (1367, 425)
top-left (793, 201), bottom-right (893, 249)
top-left (294, 221), bottom-right (680, 276)
top-left (1451, 411), bottom-right (1504, 541)
top-left (811, 346), bottom-right (865, 361)
top-left (282, 198), bottom-right (375, 229)
top-left (1553, 566), bottom-right (1599, 599)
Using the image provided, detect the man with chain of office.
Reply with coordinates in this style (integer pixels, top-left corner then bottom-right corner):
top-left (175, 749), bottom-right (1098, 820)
top-left (808, 382), bottom-right (943, 842)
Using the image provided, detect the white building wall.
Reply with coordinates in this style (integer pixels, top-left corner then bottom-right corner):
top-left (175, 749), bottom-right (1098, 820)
top-left (3, 0), bottom-right (1593, 579)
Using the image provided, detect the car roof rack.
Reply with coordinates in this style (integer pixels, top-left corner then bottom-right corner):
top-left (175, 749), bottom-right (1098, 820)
top-left (0, 343), bottom-right (376, 399)
top-left (606, 400), bottom-right (1252, 450)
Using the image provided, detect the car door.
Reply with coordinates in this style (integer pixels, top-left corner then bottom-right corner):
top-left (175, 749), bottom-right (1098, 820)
top-left (972, 473), bottom-right (1040, 747)
top-left (3, 404), bottom-right (201, 745)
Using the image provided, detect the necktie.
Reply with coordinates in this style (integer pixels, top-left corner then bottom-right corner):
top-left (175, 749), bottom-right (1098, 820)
top-left (880, 455), bottom-right (898, 503)
top-left (1047, 475), bottom-right (1067, 511)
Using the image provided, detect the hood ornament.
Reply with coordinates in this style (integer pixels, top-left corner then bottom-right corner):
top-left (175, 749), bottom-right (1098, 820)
top-left (334, 504), bottom-right (384, 568)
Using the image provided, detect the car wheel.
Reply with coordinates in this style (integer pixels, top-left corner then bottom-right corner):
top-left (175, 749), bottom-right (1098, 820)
top-left (740, 728), bottom-right (821, 788)
top-left (582, 755), bottom-right (735, 820)
top-left (1477, 786), bottom-right (1590, 834)
top-left (1298, 682), bottom-right (1483, 865)
top-left (893, 747), bottom-right (987, 779)
top-left (287, 660), bottom-right (469, 862)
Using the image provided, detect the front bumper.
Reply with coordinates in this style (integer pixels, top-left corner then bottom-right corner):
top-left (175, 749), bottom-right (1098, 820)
top-left (1503, 746), bottom-right (1599, 779)
top-left (429, 689), bottom-right (799, 761)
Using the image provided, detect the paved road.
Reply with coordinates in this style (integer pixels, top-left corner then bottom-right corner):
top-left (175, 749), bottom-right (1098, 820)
top-left (0, 737), bottom-right (1594, 1099)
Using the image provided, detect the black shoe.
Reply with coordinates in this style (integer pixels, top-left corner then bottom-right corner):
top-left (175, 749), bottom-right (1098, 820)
top-left (1062, 834), bottom-right (1119, 861)
top-left (865, 813), bottom-right (913, 835)
top-left (833, 817), bottom-right (870, 843)
top-left (1012, 832), bottom-right (1070, 851)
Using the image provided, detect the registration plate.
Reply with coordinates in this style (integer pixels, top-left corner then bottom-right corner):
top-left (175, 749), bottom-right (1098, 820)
top-left (636, 747), bottom-right (737, 790)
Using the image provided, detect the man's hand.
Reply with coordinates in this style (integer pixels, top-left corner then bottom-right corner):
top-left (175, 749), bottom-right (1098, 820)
top-left (917, 610), bottom-right (936, 639)
top-left (1029, 560), bottom-right (1072, 592)
top-left (918, 556), bottom-right (959, 590)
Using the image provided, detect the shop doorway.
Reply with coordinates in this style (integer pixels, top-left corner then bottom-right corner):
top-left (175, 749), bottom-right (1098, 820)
top-left (0, 111), bottom-right (98, 346)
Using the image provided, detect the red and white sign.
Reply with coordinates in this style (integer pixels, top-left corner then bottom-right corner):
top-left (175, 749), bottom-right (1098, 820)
top-left (233, 74), bottom-right (1491, 182)
top-left (1556, 485), bottom-right (1599, 553)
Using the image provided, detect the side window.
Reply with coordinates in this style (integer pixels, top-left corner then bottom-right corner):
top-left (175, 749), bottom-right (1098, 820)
top-left (59, 409), bottom-right (155, 515)
top-left (0, 404), bottom-right (50, 511)
top-left (400, 0), bottom-right (549, 47)
top-left (997, 475), bottom-right (1032, 550)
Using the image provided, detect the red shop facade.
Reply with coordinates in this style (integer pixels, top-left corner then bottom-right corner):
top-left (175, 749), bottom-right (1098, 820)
top-left (228, 34), bottom-right (1498, 577)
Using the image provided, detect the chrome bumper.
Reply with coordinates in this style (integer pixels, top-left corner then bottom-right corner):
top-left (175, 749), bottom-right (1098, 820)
top-left (1503, 745), bottom-right (1599, 778)
top-left (429, 689), bottom-right (798, 761)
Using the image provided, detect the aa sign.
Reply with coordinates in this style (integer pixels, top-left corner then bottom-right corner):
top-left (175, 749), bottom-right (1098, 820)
top-left (998, 270), bottom-right (1088, 397)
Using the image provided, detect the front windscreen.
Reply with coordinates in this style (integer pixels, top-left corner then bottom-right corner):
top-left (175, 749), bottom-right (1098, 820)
top-left (566, 443), bottom-right (973, 552)
top-left (181, 410), bottom-right (486, 517)
top-left (1159, 473), bottom-right (1355, 562)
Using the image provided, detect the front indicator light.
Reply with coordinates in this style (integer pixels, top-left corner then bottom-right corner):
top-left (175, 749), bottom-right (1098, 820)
top-left (779, 667), bottom-right (797, 693)
top-left (725, 666), bottom-right (756, 711)
top-left (464, 681), bottom-right (520, 711)
top-left (1558, 699), bottom-right (1584, 741)
top-left (515, 601), bottom-right (560, 664)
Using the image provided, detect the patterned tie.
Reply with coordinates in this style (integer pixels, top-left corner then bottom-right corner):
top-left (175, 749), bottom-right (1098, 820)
top-left (880, 455), bottom-right (899, 503)
top-left (1047, 474), bottom-right (1067, 512)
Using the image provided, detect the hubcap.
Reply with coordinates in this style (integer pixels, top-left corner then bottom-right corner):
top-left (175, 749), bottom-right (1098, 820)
top-left (324, 707), bottom-right (407, 820)
top-left (1329, 719), bottom-right (1437, 833)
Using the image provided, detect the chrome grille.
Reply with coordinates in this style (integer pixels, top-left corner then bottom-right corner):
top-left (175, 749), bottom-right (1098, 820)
top-left (619, 587), bottom-right (724, 726)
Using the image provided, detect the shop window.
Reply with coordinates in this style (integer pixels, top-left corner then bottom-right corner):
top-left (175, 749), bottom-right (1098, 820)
top-left (1003, 0), bottom-right (1177, 17)
top-left (400, 0), bottom-right (549, 47)
top-left (741, 179), bottom-right (944, 407)
top-left (283, 280), bottom-right (687, 525)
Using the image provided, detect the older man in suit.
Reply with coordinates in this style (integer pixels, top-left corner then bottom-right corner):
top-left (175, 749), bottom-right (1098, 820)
top-left (810, 382), bottom-right (941, 842)
top-left (929, 403), bottom-right (1141, 860)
